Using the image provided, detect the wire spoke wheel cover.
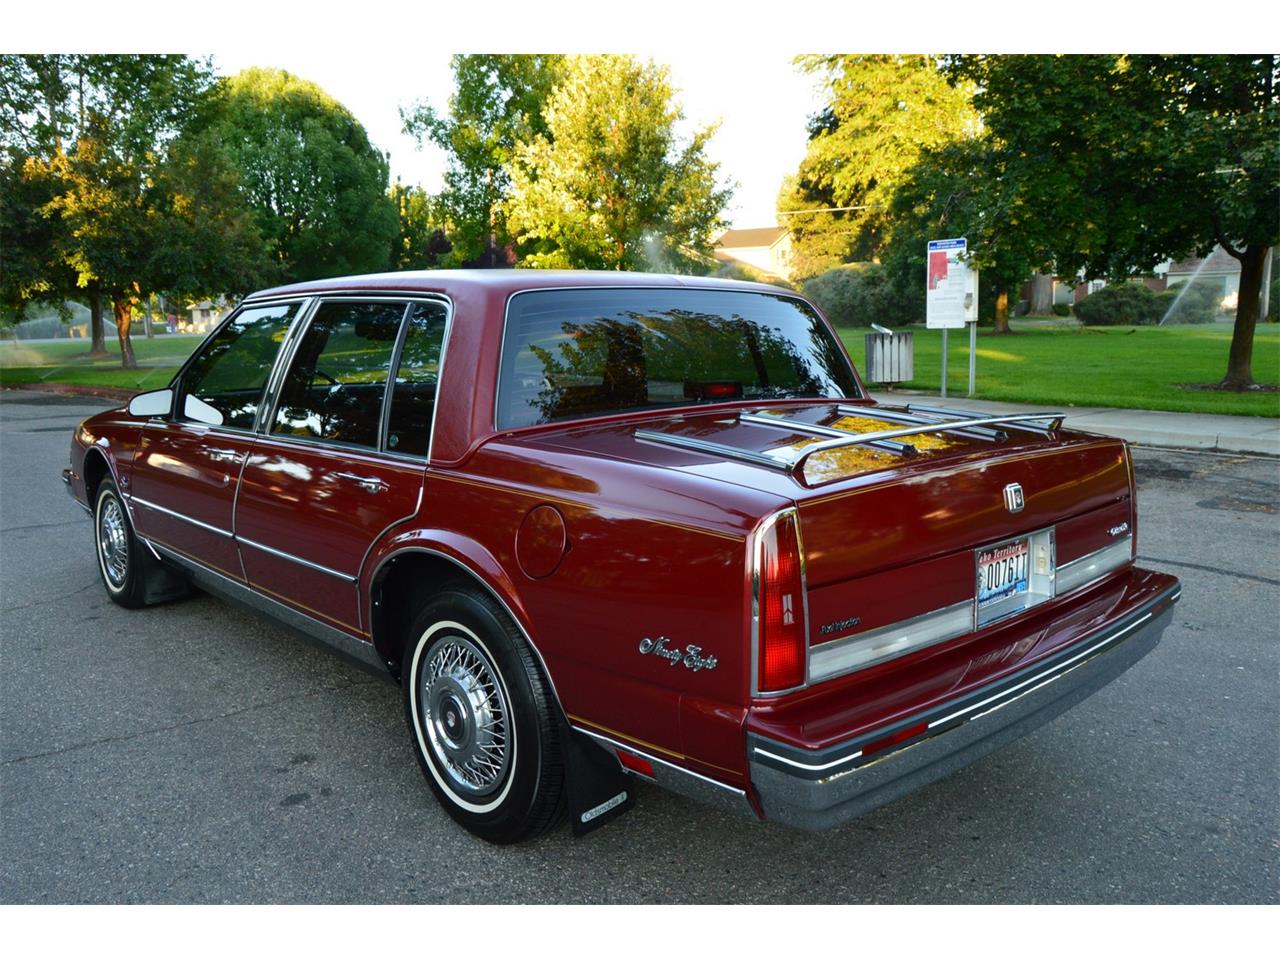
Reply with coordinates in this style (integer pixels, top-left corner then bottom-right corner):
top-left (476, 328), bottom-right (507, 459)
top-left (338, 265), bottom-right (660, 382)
top-left (97, 493), bottom-right (130, 589)
top-left (411, 621), bottom-right (516, 812)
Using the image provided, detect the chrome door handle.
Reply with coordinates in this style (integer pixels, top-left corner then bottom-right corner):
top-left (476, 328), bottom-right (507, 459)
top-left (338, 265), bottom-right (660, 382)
top-left (208, 449), bottom-right (241, 464)
top-left (334, 472), bottom-right (387, 493)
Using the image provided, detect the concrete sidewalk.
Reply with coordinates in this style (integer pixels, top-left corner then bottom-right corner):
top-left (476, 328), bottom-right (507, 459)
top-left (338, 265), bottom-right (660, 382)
top-left (869, 391), bottom-right (1280, 456)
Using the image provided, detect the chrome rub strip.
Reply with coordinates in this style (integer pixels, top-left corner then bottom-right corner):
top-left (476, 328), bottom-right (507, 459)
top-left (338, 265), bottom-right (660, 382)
top-left (236, 536), bottom-right (357, 583)
top-left (127, 495), bottom-right (233, 539)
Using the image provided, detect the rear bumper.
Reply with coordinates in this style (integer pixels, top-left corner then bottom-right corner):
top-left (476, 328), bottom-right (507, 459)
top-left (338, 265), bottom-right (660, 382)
top-left (748, 578), bottom-right (1180, 830)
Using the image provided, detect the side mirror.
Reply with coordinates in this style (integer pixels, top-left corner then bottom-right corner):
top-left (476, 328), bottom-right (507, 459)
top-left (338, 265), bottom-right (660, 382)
top-left (127, 389), bottom-right (173, 418)
top-left (183, 394), bottom-right (225, 426)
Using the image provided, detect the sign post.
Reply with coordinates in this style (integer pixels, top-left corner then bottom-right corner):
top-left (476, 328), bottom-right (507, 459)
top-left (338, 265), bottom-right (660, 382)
top-left (967, 268), bottom-right (979, 397)
top-left (926, 238), bottom-right (970, 399)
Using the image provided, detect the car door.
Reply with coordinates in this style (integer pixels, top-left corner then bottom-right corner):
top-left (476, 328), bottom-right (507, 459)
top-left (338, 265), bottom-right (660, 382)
top-left (233, 298), bottom-right (447, 636)
top-left (128, 299), bottom-right (306, 580)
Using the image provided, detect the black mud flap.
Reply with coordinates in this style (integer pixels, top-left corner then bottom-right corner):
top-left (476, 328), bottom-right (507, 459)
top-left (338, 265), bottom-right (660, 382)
top-left (141, 549), bottom-right (191, 605)
top-left (562, 727), bottom-right (635, 836)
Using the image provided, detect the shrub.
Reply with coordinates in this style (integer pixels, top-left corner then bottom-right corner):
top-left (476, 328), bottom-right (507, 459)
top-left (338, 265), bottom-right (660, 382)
top-left (1074, 283), bottom-right (1163, 326)
top-left (1052, 303), bottom-right (1071, 317)
top-left (1154, 283), bottom-right (1220, 324)
top-left (802, 263), bottom-right (913, 327)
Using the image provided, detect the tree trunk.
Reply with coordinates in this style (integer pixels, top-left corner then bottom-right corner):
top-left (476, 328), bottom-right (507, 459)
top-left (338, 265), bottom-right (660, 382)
top-left (993, 288), bottom-right (1012, 334)
top-left (87, 280), bottom-right (108, 356)
top-left (1029, 273), bottom-right (1054, 316)
top-left (1221, 243), bottom-right (1268, 388)
top-left (113, 295), bottom-right (137, 369)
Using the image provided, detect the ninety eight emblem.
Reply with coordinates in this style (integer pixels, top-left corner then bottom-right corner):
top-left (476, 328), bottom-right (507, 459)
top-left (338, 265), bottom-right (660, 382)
top-left (638, 636), bottom-right (719, 672)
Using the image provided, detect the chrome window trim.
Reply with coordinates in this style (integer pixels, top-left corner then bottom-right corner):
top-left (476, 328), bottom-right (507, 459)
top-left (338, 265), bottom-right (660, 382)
top-left (257, 294), bottom-right (453, 463)
top-left (126, 494), bottom-right (234, 539)
top-left (253, 297), bottom-right (321, 434)
top-left (236, 536), bottom-right (357, 583)
top-left (750, 506), bottom-right (810, 698)
top-left (493, 284), bottom-right (864, 434)
top-left (170, 297), bottom-right (315, 427)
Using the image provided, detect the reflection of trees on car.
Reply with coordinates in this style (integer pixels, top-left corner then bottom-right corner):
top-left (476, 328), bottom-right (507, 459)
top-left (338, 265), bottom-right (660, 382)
top-left (526, 304), bottom-right (835, 424)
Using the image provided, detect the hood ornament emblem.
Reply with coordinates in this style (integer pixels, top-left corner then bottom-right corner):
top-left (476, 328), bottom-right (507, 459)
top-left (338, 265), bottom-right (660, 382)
top-left (1003, 483), bottom-right (1025, 513)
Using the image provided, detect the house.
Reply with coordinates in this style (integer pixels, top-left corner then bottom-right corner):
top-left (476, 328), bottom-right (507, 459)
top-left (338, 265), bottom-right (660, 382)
top-left (714, 227), bottom-right (793, 282)
top-left (1157, 246), bottom-right (1244, 310)
top-left (183, 299), bottom-right (232, 335)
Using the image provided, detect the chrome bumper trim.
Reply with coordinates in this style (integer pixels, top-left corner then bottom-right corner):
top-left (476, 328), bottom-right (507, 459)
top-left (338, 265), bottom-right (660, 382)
top-left (808, 534), bottom-right (1135, 685)
top-left (1057, 535), bottom-right (1132, 595)
top-left (571, 725), bottom-right (755, 819)
top-left (749, 581), bottom-right (1179, 830)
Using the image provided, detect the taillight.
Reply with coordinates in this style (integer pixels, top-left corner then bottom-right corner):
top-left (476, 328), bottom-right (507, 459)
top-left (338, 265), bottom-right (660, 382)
top-left (755, 509), bottom-right (807, 693)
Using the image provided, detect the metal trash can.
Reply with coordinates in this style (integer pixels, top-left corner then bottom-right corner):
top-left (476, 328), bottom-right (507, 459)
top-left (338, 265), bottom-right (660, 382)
top-left (863, 325), bottom-right (914, 384)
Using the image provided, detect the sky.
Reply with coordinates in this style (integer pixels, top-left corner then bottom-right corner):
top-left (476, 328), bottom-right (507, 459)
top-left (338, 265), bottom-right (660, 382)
top-left (211, 52), bottom-right (827, 230)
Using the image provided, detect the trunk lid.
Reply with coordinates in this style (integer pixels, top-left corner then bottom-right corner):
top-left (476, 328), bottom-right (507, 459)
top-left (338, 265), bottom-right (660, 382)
top-left (522, 400), bottom-right (1133, 654)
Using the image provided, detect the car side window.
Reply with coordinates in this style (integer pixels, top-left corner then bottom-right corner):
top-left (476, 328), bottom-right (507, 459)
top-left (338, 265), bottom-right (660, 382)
top-left (178, 302), bottom-right (301, 429)
top-left (271, 301), bottom-right (405, 448)
top-left (385, 301), bottom-right (448, 458)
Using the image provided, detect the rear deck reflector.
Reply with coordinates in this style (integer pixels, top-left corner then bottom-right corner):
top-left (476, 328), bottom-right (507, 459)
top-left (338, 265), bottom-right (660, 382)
top-left (861, 722), bottom-right (929, 758)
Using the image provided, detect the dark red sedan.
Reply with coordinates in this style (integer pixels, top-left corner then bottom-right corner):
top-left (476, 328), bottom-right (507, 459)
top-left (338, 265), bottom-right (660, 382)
top-left (64, 270), bottom-right (1180, 843)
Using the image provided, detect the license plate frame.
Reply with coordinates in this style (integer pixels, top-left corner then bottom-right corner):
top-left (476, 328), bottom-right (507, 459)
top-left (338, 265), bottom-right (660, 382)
top-left (974, 527), bottom-right (1056, 628)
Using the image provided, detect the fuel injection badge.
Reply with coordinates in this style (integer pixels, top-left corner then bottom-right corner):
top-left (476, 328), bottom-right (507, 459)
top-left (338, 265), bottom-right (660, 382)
top-left (639, 636), bottom-right (719, 672)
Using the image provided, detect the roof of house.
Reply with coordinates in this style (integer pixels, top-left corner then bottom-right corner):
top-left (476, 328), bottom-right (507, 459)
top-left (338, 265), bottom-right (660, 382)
top-left (1167, 245), bottom-right (1241, 276)
top-left (715, 227), bottom-right (787, 249)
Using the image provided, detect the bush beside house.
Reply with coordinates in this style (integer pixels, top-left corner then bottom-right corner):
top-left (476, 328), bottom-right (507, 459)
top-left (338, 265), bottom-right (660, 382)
top-left (1077, 281), bottom-right (1221, 326)
top-left (802, 263), bottom-right (914, 327)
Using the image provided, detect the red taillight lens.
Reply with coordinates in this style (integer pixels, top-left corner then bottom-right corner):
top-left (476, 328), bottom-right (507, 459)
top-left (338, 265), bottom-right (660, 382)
top-left (757, 511), bottom-right (807, 692)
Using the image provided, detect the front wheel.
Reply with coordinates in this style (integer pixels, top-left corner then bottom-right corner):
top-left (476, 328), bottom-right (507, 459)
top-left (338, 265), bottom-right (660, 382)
top-left (93, 480), bottom-right (148, 608)
top-left (403, 585), bottom-right (566, 844)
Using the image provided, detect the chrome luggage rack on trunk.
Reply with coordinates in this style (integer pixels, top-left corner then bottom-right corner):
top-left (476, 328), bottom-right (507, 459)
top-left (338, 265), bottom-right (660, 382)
top-left (634, 405), bottom-right (1066, 479)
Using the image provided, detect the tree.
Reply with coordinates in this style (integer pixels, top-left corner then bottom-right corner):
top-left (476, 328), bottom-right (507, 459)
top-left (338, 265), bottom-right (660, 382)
top-left (883, 135), bottom-right (1057, 333)
top-left (210, 68), bottom-right (398, 284)
top-left (1, 55), bottom-right (210, 355)
top-left (778, 55), bottom-right (978, 279)
top-left (389, 179), bottom-right (451, 270)
top-left (401, 55), bottom-right (564, 267)
top-left (503, 55), bottom-right (733, 272)
top-left (952, 55), bottom-right (1279, 387)
top-left (2, 55), bottom-right (261, 366)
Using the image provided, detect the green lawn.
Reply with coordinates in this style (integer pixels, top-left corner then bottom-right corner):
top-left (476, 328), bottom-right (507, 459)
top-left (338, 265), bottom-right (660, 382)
top-left (4, 325), bottom-right (1279, 418)
top-left (841, 324), bottom-right (1280, 418)
top-left (0, 336), bottom-right (202, 391)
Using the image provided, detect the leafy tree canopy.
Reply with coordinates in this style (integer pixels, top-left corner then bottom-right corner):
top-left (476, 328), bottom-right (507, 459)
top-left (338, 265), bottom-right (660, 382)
top-left (211, 67), bottom-right (397, 284)
top-left (504, 55), bottom-right (733, 272)
top-left (779, 55), bottom-right (977, 279)
top-left (2, 54), bottom-right (265, 365)
top-left (949, 54), bottom-right (1279, 386)
top-left (401, 55), bottom-right (564, 266)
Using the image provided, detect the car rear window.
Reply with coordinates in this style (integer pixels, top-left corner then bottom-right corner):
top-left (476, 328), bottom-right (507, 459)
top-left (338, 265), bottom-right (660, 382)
top-left (497, 288), bottom-right (860, 429)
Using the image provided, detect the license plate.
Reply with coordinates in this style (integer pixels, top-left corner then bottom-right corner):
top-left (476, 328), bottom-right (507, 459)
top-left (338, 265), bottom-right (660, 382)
top-left (977, 537), bottom-right (1030, 608)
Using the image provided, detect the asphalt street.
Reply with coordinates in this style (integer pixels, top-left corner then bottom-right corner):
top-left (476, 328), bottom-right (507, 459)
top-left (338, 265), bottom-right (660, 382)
top-left (1, 392), bottom-right (1276, 904)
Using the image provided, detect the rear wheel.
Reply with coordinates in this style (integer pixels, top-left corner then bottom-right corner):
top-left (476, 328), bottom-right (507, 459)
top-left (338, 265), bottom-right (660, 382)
top-left (93, 480), bottom-right (148, 608)
top-left (403, 584), bottom-right (566, 844)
